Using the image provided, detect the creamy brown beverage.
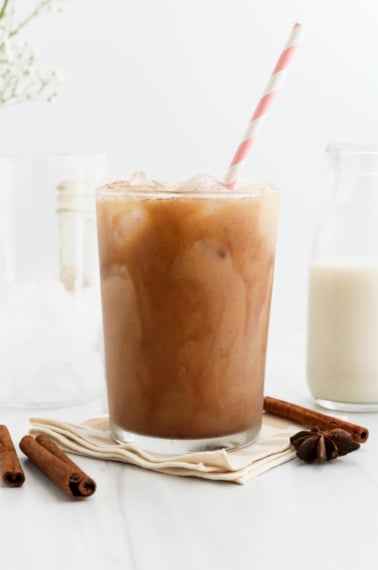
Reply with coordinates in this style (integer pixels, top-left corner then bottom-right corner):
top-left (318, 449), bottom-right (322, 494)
top-left (96, 174), bottom-right (279, 452)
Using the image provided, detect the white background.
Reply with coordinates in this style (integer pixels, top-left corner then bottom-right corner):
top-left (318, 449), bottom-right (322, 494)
top-left (2, 10), bottom-right (378, 570)
top-left (1, 0), bottom-right (378, 340)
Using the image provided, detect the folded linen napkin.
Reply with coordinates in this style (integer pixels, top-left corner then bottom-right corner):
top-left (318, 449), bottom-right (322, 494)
top-left (29, 413), bottom-right (299, 484)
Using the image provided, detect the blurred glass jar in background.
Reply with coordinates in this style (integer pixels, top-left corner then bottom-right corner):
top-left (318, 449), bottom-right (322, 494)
top-left (307, 144), bottom-right (378, 412)
top-left (0, 153), bottom-right (108, 407)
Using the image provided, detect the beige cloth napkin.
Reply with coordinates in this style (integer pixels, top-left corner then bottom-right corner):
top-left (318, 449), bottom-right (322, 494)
top-left (29, 413), bottom-right (300, 484)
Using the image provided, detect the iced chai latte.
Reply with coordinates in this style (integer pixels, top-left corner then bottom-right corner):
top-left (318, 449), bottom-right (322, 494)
top-left (96, 175), bottom-right (279, 453)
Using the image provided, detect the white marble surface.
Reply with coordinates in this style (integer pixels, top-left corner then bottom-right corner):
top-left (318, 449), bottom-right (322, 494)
top-left (1, 339), bottom-right (378, 570)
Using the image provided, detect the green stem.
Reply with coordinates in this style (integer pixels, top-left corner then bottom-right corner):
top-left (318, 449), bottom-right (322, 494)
top-left (0, 0), bottom-right (10, 20)
top-left (9, 0), bottom-right (50, 37)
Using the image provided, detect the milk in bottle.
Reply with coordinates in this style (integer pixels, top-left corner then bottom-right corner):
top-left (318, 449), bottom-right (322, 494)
top-left (307, 145), bottom-right (378, 411)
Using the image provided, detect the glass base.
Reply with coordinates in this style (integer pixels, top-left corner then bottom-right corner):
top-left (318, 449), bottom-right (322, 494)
top-left (315, 397), bottom-right (378, 413)
top-left (110, 422), bottom-right (261, 454)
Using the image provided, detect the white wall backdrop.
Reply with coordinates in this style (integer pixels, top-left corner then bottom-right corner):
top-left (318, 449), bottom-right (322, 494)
top-left (1, 0), bottom-right (378, 341)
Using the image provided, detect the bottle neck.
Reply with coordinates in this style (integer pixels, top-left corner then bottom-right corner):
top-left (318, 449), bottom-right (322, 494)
top-left (56, 180), bottom-right (97, 292)
top-left (327, 145), bottom-right (378, 205)
top-left (327, 144), bottom-right (378, 175)
top-left (310, 146), bottom-right (378, 263)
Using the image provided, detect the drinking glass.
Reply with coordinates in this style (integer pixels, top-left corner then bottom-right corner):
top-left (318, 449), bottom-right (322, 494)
top-left (97, 176), bottom-right (279, 452)
top-left (0, 153), bottom-right (108, 407)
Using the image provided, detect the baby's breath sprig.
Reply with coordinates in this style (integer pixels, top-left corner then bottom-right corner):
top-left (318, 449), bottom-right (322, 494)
top-left (0, 0), bottom-right (66, 109)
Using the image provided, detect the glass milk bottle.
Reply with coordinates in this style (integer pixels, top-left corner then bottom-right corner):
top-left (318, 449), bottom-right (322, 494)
top-left (307, 144), bottom-right (378, 411)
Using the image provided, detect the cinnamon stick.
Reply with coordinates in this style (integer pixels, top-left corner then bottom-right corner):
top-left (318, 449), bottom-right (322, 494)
top-left (0, 425), bottom-right (25, 487)
top-left (19, 434), bottom-right (96, 499)
top-left (263, 396), bottom-right (369, 444)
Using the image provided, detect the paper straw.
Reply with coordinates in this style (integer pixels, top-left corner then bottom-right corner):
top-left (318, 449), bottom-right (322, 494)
top-left (223, 23), bottom-right (304, 189)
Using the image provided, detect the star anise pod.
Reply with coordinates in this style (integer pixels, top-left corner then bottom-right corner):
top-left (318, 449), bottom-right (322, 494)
top-left (290, 427), bottom-right (360, 464)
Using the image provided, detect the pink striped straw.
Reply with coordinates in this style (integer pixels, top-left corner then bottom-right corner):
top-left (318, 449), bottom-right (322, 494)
top-left (223, 22), bottom-right (303, 189)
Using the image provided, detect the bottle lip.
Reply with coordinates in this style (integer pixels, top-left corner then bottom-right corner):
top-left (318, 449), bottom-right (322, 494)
top-left (327, 143), bottom-right (378, 155)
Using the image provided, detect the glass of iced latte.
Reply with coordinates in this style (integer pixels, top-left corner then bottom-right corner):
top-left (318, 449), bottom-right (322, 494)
top-left (96, 174), bottom-right (279, 453)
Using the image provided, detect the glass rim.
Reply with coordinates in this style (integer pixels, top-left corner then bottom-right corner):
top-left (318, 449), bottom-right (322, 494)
top-left (96, 180), bottom-right (278, 200)
top-left (327, 143), bottom-right (378, 155)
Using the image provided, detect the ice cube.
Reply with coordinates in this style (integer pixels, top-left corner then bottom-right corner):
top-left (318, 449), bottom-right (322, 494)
top-left (180, 174), bottom-right (228, 193)
top-left (150, 179), bottom-right (179, 193)
top-left (199, 238), bottom-right (229, 260)
top-left (129, 171), bottom-right (147, 186)
top-left (0, 273), bottom-right (103, 406)
top-left (113, 204), bottom-right (149, 246)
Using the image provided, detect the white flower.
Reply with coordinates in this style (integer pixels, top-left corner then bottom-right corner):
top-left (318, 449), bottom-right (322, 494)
top-left (51, 68), bottom-right (63, 83)
top-left (0, 0), bottom-right (67, 109)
